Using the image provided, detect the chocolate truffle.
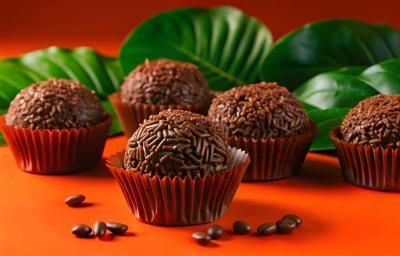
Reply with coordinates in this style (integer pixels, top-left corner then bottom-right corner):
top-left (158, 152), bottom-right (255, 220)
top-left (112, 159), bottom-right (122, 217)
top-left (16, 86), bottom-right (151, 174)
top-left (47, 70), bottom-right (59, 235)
top-left (124, 109), bottom-right (231, 178)
top-left (120, 59), bottom-right (211, 110)
top-left (340, 94), bottom-right (400, 147)
top-left (208, 82), bottom-right (312, 139)
top-left (6, 78), bottom-right (107, 130)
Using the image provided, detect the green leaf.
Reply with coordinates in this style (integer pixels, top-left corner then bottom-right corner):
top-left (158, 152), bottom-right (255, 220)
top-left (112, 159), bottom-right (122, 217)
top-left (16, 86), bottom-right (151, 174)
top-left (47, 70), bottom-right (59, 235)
top-left (361, 58), bottom-right (400, 94)
top-left (119, 6), bottom-right (273, 91)
top-left (307, 108), bottom-right (350, 151)
top-left (261, 20), bottom-right (400, 90)
top-left (294, 68), bottom-right (378, 109)
top-left (301, 102), bottom-right (319, 112)
top-left (0, 46), bottom-right (124, 143)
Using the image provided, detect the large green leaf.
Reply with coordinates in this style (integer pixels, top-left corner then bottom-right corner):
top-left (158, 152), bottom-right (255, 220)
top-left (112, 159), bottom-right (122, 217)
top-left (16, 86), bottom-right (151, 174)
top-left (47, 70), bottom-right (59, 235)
top-left (119, 6), bottom-right (273, 91)
top-left (261, 20), bottom-right (400, 90)
top-left (294, 68), bottom-right (378, 109)
top-left (0, 46), bottom-right (124, 144)
top-left (362, 59), bottom-right (400, 94)
top-left (307, 108), bottom-right (350, 151)
top-left (298, 58), bottom-right (400, 151)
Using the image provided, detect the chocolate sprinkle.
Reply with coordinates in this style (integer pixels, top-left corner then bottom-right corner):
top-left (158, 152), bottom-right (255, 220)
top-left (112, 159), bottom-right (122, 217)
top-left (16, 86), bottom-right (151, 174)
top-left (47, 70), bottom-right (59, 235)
top-left (120, 59), bottom-right (212, 110)
top-left (208, 82), bottom-right (311, 139)
top-left (340, 94), bottom-right (400, 147)
top-left (6, 78), bottom-right (107, 130)
top-left (124, 109), bottom-right (231, 178)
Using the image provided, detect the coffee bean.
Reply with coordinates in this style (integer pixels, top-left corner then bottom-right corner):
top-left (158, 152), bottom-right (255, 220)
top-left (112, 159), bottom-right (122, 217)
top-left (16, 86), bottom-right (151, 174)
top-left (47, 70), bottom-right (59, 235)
top-left (207, 224), bottom-right (224, 240)
top-left (276, 219), bottom-right (297, 234)
top-left (65, 194), bottom-right (85, 207)
top-left (256, 223), bottom-right (277, 236)
top-left (192, 232), bottom-right (211, 245)
top-left (93, 221), bottom-right (107, 237)
top-left (233, 221), bottom-right (251, 235)
top-left (72, 224), bottom-right (92, 238)
top-left (282, 214), bottom-right (302, 227)
top-left (106, 222), bottom-right (128, 235)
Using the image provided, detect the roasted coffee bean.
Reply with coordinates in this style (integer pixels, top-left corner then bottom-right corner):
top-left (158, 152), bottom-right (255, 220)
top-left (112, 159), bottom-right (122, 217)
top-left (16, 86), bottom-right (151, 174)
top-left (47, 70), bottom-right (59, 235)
top-left (233, 221), bottom-right (251, 235)
top-left (276, 219), bottom-right (297, 234)
top-left (72, 224), bottom-right (92, 238)
top-left (256, 223), bottom-right (277, 236)
top-left (207, 224), bottom-right (224, 240)
top-left (93, 221), bottom-right (107, 237)
top-left (192, 232), bottom-right (211, 245)
top-left (282, 214), bottom-right (302, 227)
top-left (65, 194), bottom-right (85, 207)
top-left (106, 222), bottom-right (128, 235)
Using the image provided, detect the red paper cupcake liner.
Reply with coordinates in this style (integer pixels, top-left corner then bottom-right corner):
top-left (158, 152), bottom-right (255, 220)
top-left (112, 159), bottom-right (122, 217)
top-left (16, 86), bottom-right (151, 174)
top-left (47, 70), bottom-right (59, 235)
top-left (228, 124), bottom-right (316, 182)
top-left (0, 115), bottom-right (112, 174)
top-left (106, 148), bottom-right (250, 226)
top-left (331, 128), bottom-right (400, 191)
top-left (109, 92), bottom-right (208, 138)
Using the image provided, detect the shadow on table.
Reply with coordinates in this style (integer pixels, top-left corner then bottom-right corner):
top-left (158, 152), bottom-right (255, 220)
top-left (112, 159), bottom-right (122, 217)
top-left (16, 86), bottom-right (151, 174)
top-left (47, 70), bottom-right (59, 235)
top-left (237, 153), bottom-right (349, 192)
top-left (294, 153), bottom-right (346, 189)
top-left (76, 159), bottom-right (113, 179)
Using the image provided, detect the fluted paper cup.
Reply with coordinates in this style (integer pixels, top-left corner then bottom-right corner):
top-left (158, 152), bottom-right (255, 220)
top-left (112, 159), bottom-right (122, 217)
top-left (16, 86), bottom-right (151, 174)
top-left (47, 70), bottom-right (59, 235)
top-left (331, 128), bottom-right (400, 191)
top-left (228, 124), bottom-right (316, 181)
top-left (109, 92), bottom-right (209, 138)
top-left (0, 115), bottom-right (112, 174)
top-left (106, 147), bottom-right (250, 226)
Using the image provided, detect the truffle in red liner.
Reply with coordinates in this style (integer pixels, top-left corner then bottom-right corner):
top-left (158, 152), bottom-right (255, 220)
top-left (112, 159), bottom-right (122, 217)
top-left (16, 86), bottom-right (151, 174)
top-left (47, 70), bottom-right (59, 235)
top-left (110, 59), bottom-right (212, 137)
top-left (208, 82), bottom-right (315, 181)
top-left (106, 109), bottom-right (250, 225)
top-left (0, 78), bottom-right (112, 174)
top-left (332, 95), bottom-right (400, 191)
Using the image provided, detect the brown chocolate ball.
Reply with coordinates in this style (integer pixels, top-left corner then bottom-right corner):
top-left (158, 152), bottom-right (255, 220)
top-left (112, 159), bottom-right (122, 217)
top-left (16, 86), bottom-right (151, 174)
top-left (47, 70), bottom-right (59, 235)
top-left (120, 59), bottom-right (212, 110)
top-left (340, 94), bottom-right (400, 147)
top-left (6, 78), bottom-right (107, 130)
top-left (124, 109), bottom-right (231, 178)
top-left (208, 82), bottom-right (312, 139)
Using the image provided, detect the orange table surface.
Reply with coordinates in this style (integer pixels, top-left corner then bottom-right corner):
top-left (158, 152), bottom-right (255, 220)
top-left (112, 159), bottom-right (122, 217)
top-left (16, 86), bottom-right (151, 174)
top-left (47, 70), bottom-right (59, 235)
top-left (0, 135), bottom-right (399, 256)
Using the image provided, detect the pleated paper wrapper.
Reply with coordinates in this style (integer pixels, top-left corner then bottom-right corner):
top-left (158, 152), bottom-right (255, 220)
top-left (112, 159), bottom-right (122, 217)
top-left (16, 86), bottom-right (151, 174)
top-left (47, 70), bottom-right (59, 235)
top-left (0, 115), bottom-right (112, 175)
top-left (109, 92), bottom-right (207, 138)
top-left (106, 147), bottom-right (250, 226)
top-left (331, 128), bottom-right (400, 191)
top-left (228, 124), bottom-right (316, 182)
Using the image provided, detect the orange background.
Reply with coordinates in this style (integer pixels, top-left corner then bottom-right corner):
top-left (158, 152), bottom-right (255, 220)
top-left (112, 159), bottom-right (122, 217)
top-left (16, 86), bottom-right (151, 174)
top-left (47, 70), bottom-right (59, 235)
top-left (1, 0), bottom-right (400, 57)
top-left (2, 1), bottom-right (400, 255)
